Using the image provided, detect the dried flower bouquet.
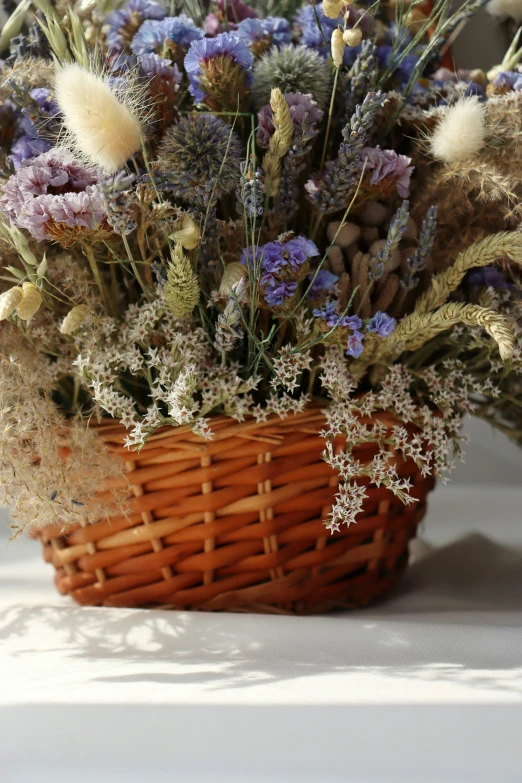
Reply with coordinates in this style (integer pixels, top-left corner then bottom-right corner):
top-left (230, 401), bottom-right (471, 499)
top-left (0, 0), bottom-right (521, 562)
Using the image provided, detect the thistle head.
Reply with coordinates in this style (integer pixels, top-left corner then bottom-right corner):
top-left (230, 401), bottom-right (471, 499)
top-left (252, 45), bottom-right (331, 110)
top-left (155, 113), bottom-right (243, 197)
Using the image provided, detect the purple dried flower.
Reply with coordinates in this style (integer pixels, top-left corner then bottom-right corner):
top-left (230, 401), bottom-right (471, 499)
top-left (257, 92), bottom-right (323, 148)
top-left (184, 32), bottom-right (253, 104)
top-left (468, 266), bottom-right (512, 291)
top-left (0, 148), bottom-right (106, 242)
top-left (313, 300), bottom-right (339, 327)
top-left (137, 52), bottom-right (182, 82)
top-left (362, 146), bottom-right (414, 198)
top-left (308, 270), bottom-right (339, 299)
top-left (367, 311), bottom-right (396, 337)
top-left (264, 280), bottom-right (297, 308)
top-left (131, 14), bottom-right (203, 57)
top-left (105, 0), bottom-right (166, 53)
top-left (8, 87), bottom-right (59, 169)
top-left (346, 330), bottom-right (365, 358)
top-left (236, 17), bottom-right (291, 55)
top-left (492, 71), bottom-right (522, 91)
top-left (313, 304), bottom-right (362, 332)
top-left (18, 187), bottom-right (105, 241)
top-left (340, 314), bottom-right (363, 331)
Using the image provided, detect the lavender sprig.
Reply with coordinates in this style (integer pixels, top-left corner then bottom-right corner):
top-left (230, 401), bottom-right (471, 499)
top-left (278, 114), bottom-right (321, 221)
top-left (307, 91), bottom-right (387, 215)
top-left (369, 200), bottom-right (410, 281)
top-left (341, 41), bottom-right (378, 127)
top-left (236, 160), bottom-right (265, 218)
top-left (401, 205), bottom-right (438, 291)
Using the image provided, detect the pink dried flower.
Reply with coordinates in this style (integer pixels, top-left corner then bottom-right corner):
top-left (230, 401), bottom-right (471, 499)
top-left (361, 145), bottom-right (414, 198)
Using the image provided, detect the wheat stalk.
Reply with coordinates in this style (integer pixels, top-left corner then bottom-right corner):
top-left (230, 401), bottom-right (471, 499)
top-left (377, 302), bottom-right (514, 361)
top-left (414, 231), bottom-right (522, 315)
top-left (263, 88), bottom-right (294, 197)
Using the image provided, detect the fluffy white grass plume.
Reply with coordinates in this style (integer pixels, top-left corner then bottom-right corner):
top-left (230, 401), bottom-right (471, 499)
top-left (54, 63), bottom-right (143, 172)
top-left (487, 0), bottom-right (522, 21)
top-left (429, 97), bottom-right (487, 163)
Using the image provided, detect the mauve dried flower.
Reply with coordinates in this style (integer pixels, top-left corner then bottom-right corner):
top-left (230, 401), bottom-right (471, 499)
top-left (361, 146), bottom-right (414, 198)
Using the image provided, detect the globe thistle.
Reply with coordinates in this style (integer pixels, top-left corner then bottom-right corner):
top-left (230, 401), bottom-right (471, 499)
top-left (252, 45), bottom-right (332, 110)
top-left (155, 114), bottom-right (243, 196)
top-left (164, 244), bottom-right (200, 318)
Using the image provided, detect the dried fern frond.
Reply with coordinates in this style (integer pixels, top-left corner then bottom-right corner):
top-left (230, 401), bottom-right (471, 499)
top-left (377, 302), bottom-right (514, 361)
top-left (414, 231), bottom-right (522, 315)
top-left (263, 88), bottom-right (294, 197)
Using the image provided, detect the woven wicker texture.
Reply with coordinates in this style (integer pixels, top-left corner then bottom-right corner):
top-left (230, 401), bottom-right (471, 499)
top-left (38, 407), bottom-right (434, 614)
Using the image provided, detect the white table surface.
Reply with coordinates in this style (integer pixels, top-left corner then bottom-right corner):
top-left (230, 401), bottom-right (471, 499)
top-left (1, 482), bottom-right (522, 783)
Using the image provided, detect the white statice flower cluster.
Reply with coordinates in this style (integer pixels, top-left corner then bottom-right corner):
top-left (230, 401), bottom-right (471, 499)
top-left (271, 344), bottom-right (313, 392)
top-left (318, 359), bottom-right (470, 533)
top-left (71, 296), bottom-right (261, 448)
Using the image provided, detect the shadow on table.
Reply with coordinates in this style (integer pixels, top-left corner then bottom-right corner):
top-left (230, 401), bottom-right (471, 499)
top-left (1, 534), bottom-right (522, 695)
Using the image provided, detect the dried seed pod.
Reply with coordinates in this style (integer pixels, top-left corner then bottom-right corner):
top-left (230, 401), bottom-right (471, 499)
top-left (60, 304), bottom-right (91, 335)
top-left (327, 221), bottom-right (361, 248)
top-left (372, 273), bottom-right (400, 315)
top-left (338, 272), bottom-right (351, 311)
top-left (327, 246), bottom-right (345, 276)
top-left (219, 262), bottom-right (247, 297)
top-left (17, 282), bottom-right (42, 320)
top-left (0, 287), bottom-right (23, 320)
top-left (172, 214), bottom-right (201, 250)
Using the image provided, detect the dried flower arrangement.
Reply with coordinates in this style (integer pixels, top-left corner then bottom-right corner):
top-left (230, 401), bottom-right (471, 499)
top-left (1, 0), bottom-right (521, 556)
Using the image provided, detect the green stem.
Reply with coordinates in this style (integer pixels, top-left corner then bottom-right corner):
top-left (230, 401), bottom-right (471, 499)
top-left (82, 244), bottom-right (112, 314)
top-left (320, 66), bottom-right (340, 173)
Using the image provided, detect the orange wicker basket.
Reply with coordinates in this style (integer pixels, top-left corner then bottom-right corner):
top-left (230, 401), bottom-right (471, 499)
top-left (37, 406), bottom-right (434, 614)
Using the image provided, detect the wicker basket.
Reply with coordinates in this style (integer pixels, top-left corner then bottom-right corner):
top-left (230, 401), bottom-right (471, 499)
top-left (38, 406), bottom-right (434, 614)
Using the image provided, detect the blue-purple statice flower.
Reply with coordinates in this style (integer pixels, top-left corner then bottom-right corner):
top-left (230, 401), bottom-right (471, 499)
top-left (236, 17), bottom-right (292, 54)
top-left (184, 32), bottom-right (253, 103)
top-left (468, 267), bottom-right (512, 292)
top-left (367, 311), bottom-right (396, 337)
top-left (0, 148), bottom-right (106, 243)
top-left (313, 303), bottom-right (365, 357)
top-left (264, 280), bottom-right (298, 308)
top-left (241, 235), bottom-right (319, 308)
top-left (131, 14), bottom-right (203, 57)
top-left (361, 146), bottom-right (414, 198)
top-left (492, 71), bottom-right (522, 91)
top-left (105, 0), bottom-right (166, 53)
top-left (377, 45), bottom-right (418, 85)
top-left (308, 270), bottom-right (339, 299)
top-left (9, 88), bottom-right (59, 170)
top-left (137, 52), bottom-right (182, 82)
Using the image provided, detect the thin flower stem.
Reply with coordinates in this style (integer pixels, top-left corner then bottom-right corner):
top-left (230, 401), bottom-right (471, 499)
top-left (121, 233), bottom-right (151, 300)
top-left (81, 243), bottom-right (112, 314)
top-left (320, 66), bottom-right (340, 172)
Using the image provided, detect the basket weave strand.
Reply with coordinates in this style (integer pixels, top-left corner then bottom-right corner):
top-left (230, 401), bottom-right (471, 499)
top-left (38, 407), bottom-right (434, 614)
